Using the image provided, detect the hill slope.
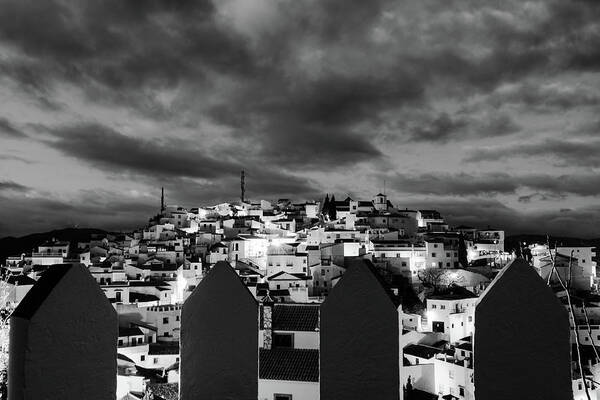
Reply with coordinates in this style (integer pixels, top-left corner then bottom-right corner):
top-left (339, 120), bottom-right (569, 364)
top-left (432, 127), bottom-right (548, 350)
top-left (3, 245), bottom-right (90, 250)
top-left (0, 228), bottom-right (108, 264)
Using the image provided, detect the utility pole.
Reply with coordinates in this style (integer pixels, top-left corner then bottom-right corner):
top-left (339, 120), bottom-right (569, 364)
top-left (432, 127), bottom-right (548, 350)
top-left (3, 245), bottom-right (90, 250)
top-left (241, 170), bottom-right (245, 203)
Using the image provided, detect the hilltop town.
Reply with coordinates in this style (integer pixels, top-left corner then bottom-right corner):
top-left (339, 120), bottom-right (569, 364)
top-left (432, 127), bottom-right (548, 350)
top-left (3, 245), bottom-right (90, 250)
top-left (1, 191), bottom-right (598, 400)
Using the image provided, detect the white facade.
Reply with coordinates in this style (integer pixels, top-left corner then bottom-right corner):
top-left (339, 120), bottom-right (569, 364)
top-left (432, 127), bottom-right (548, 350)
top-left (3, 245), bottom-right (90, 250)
top-left (425, 297), bottom-right (476, 343)
top-left (433, 356), bottom-right (473, 400)
top-left (258, 380), bottom-right (319, 400)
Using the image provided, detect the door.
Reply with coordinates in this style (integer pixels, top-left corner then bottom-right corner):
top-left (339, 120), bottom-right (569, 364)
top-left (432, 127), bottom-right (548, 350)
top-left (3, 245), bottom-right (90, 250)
top-left (432, 321), bottom-right (445, 333)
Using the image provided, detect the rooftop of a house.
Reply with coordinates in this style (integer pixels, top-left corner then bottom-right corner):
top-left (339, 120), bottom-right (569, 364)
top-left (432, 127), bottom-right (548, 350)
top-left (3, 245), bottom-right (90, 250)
top-left (148, 343), bottom-right (180, 355)
top-left (118, 326), bottom-right (145, 337)
top-left (129, 292), bottom-right (160, 303)
top-left (259, 348), bottom-right (319, 382)
top-left (404, 344), bottom-right (441, 359)
top-left (6, 274), bottom-right (37, 286)
top-left (455, 342), bottom-right (473, 351)
top-left (428, 286), bottom-right (478, 301)
top-left (270, 304), bottom-right (320, 332)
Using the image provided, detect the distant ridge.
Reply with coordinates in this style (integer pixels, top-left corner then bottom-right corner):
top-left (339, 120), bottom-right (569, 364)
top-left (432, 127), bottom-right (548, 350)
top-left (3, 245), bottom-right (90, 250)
top-left (505, 234), bottom-right (600, 250)
top-left (0, 228), bottom-right (108, 264)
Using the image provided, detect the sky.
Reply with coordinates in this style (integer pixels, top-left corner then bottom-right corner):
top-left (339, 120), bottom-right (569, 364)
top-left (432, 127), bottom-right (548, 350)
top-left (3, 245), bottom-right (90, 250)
top-left (0, 0), bottom-right (599, 238)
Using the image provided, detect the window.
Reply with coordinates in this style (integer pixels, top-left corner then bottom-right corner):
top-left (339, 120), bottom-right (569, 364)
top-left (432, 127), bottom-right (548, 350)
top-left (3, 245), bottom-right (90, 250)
top-left (434, 244), bottom-right (438, 248)
top-left (321, 269), bottom-right (326, 276)
top-left (446, 253), bottom-right (450, 257)
top-left (176, 315), bottom-right (180, 321)
top-left (431, 252), bottom-right (437, 257)
top-left (459, 386), bottom-right (465, 397)
top-left (449, 370), bottom-right (454, 379)
top-left (273, 333), bottom-right (294, 348)
top-left (468, 316), bottom-right (473, 322)
top-left (274, 395), bottom-right (292, 400)
top-left (163, 317), bottom-right (169, 324)
top-left (431, 304), bottom-right (437, 309)
top-left (118, 339), bottom-right (123, 346)
top-left (153, 358), bottom-right (159, 364)
top-left (140, 355), bottom-right (145, 361)
top-left (440, 305), bottom-right (446, 310)
top-left (446, 262), bottom-right (450, 267)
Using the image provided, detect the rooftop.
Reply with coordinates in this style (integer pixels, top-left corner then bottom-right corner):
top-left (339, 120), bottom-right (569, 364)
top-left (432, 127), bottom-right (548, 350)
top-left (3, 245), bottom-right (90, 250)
top-left (271, 304), bottom-right (319, 332)
top-left (404, 344), bottom-right (441, 359)
top-left (259, 348), bottom-right (319, 382)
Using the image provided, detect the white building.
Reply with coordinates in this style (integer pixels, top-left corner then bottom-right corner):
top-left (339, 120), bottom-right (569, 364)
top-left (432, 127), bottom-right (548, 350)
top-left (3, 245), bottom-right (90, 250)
top-left (425, 291), bottom-right (477, 343)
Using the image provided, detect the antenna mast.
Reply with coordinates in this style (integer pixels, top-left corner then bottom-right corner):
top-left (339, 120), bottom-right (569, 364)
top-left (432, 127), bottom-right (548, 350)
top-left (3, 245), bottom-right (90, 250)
top-left (241, 170), bottom-right (245, 203)
top-left (161, 187), bottom-right (165, 213)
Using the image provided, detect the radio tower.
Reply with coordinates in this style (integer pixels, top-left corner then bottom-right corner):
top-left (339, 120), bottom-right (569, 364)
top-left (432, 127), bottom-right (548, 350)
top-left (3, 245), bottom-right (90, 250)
top-left (160, 187), bottom-right (165, 213)
top-left (240, 170), bottom-right (246, 203)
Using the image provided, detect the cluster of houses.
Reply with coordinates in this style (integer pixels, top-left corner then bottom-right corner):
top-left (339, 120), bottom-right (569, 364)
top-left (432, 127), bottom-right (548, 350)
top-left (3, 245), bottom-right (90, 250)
top-left (1, 192), bottom-right (598, 400)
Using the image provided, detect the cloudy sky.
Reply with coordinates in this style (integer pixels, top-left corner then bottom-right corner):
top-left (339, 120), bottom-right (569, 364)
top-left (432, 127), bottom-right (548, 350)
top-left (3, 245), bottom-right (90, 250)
top-left (1, 0), bottom-right (599, 237)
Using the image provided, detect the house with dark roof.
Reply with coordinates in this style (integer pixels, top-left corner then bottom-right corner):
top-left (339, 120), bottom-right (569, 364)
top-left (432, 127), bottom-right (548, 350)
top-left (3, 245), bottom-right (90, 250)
top-left (260, 303), bottom-right (320, 351)
top-left (267, 272), bottom-right (311, 303)
top-left (404, 344), bottom-right (442, 365)
top-left (425, 287), bottom-right (478, 343)
top-left (258, 348), bottom-right (319, 400)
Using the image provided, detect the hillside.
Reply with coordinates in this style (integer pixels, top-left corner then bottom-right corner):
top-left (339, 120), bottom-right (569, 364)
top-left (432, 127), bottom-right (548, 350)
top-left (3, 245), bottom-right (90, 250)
top-left (0, 228), bottom-right (109, 264)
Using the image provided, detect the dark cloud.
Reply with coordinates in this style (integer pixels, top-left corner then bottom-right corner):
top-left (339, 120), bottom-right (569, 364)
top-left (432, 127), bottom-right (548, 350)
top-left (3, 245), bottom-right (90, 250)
top-left (0, 117), bottom-right (26, 138)
top-left (464, 138), bottom-right (600, 167)
top-left (44, 122), bottom-right (241, 179)
top-left (392, 172), bottom-right (600, 197)
top-left (486, 82), bottom-right (600, 112)
top-left (0, 191), bottom-right (157, 237)
top-left (0, 154), bottom-right (34, 164)
top-left (0, 180), bottom-right (29, 192)
top-left (518, 192), bottom-right (565, 203)
top-left (400, 112), bottom-right (520, 143)
top-left (41, 122), bottom-right (322, 199)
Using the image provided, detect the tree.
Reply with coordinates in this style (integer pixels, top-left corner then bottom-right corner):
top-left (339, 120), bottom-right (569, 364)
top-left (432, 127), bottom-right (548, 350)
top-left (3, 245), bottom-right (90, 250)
top-left (328, 195), bottom-right (337, 221)
top-left (417, 268), bottom-right (466, 293)
top-left (321, 194), bottom-right (330, 218)
top-left (417, 268), bottom-right (448, 293)
top-left (458, 233), bottom-right (469, 268)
